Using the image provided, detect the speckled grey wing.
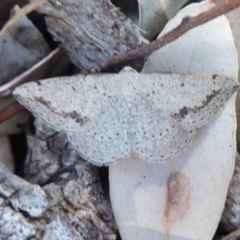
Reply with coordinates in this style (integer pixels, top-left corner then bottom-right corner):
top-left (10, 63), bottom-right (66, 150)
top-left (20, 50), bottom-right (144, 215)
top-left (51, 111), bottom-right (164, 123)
top-left (13, 71), bottom-right (238, 165)
top-left (139, 72), bottom-right (238, 130)
top-left (13, 74), bottom-right (121, 132)
top-left (68, 96), bottom-right (130, 166)
top-left (128, 72), bottom-right (238, 162)
top-left (129, 92), bottom-right (195, 162)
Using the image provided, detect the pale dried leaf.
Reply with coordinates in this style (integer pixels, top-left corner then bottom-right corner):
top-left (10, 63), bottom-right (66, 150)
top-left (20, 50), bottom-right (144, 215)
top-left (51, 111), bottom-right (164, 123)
top-left (0, 5), bottom-right (51, 85)
top-left (110, 1), bottom-right (238, 239)
top-left (139, 0), bottom-right (188, 39)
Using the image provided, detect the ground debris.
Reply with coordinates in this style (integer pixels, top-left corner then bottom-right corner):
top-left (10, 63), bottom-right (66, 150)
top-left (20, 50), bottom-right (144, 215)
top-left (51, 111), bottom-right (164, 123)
top-left (0, 119), bottom-right (117, 239)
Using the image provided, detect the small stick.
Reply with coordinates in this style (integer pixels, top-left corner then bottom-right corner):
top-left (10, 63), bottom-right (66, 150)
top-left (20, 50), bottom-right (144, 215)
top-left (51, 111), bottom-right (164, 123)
top-left (0, 0), bottom-right (48, 37)
top-left (0, 102), bottom-right (24, 123)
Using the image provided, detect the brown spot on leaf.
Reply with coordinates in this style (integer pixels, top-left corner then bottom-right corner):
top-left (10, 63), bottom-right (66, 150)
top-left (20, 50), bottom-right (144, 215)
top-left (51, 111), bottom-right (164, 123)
top-left (165, 172), bottom-right (190, 224)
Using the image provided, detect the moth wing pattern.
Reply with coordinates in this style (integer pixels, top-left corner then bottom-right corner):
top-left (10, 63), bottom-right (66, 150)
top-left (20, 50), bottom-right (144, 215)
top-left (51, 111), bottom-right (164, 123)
top-left (13, 69), bottom-right (238, 165)
top-left (13, 74), bottom-right (122, 132)
top-left (138, 72), bottom-right (238, 130)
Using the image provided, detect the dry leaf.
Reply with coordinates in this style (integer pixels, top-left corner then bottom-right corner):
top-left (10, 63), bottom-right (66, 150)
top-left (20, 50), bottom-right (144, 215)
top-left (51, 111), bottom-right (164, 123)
top-left (0, 5), bottom-right (51, 85)
top-left (138, 0), bottom-right (188, 39)
top-left (110, 1), bottom-right (238, 239)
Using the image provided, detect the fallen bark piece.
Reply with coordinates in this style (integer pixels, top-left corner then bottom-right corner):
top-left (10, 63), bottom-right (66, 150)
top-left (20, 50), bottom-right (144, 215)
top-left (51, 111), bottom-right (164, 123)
top-left (0, 120), bottom-right (117, 239)
top-left (9, 185), bottom-right (48, 218)
top-left (24, 120), bottom-right (117, 240)
top-left (43, 215), bottom-right (83, 240)
top-left (0, 161), bottom-right (48, 239)
top-left (0, 206), bottom-right (36, 240)
top-left (32, 0), bottom-right (147, 70)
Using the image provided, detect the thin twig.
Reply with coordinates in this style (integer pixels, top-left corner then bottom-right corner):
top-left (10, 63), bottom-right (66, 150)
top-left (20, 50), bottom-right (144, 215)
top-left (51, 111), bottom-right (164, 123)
top-left (86, 0), bottom-right (240, 73)
top-left (0, 0), bottom-right (48, 37)
top-left (0, 0), bottom-right (48, 122)
top-left (0, 102), bottom-right (24, 123)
